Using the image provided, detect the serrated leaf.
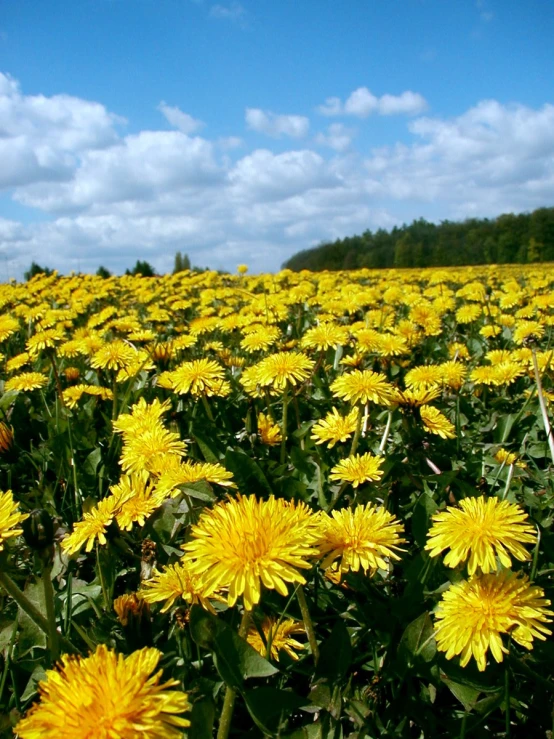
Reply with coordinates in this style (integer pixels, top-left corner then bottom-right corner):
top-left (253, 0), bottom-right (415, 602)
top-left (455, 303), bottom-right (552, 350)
top-left (398, 612), bottom-right (436, 665)
top-left (441, 676), bottom-right (481, 712)
top-left (225, 448), bottom-right (273, 495)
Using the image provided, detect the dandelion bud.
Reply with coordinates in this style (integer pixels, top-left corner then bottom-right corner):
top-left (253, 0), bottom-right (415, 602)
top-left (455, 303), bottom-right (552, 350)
top-left (22, 508), bottom-right (55, 551)
top-left (0, 422), bottom-right (13, 453)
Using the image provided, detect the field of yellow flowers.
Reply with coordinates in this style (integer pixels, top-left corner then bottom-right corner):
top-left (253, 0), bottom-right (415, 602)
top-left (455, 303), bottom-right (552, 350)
top-left (1, 264), bottom-right (554, 738)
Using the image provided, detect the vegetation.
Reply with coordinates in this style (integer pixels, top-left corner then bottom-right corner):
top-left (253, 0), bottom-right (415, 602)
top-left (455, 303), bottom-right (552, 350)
top-left (283, 206), bottom-right (554, 271)
top-left (2, 264), bottom-right (554, 737)
top-left (124, 259), bottom-right (156, 277)
top-left (23, 262), bottom-right (52, 281)
top-left (173, 251), bottom-right (192, 274)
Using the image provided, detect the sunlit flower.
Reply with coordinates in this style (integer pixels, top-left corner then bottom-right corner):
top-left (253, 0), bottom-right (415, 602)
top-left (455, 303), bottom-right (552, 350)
top-left (154, 459), bottom-right (235, 498)
top-left (167, 358), bottom-right (229, 397)
top-left (237, 264), bottom-right (248, 274)
top-left (513, 319), bottom-right (544, 345)
top-left (391, 386), bottom-right (441, 408)
top-left (61, 491), bottom-right (130, 555)
top-left (0, 490), bottom-right (28, 550)
top-left (434, 570), bottom-right (553, 672)
top-left (113, 398), bottom-right (171, 438)
top-left (311, 407), bottom-right (360, 448)
top-left (4, 372), bottom-right (48, 392)
top-left (318, 504), bottom-right (405, 576)
top-left (456, 304), bottom-right (482, 324)
top-left (120, 425), bottom-right (187, 476)
top-left (329, 453), bottom-right (384, 487)
top-left (91, 340), bottom-right (137, 371)
top-left (63, 366), bottom-right (81, 382)
top-left (495, 448), bottom-right (526, 468)
top-left (425, 496), bottom-right (536, 574)
top-left (62, 384), bottom-right (113, 409)
top-left (140, 559), bottom-right (217, 612)
top-left (112, 475), bottom-right (162, 530)
top-left (330, 369), bottom-right (393, 406)
top-left (26, 328), bottom-right (64, 356)
top-left (404, 365), bottom-right (443, 391)
top-left (419, 405), bottom-right (456, 439)
top-left (240, 326), bottom-right (280, 353)
top-left (301, 323), bottom-right (349, 351)
top-left (491, 361), bottom-right (525, 386)
top-left (15, 644), bottom-right (191, 738)
top-left (247, 617), bottom-right (305, 661)
top-left (257, 412), bottom-right (282, 446)
top-left (182, 495), bottom-right (320, 610)
top-left (254, 351), bottom-right (315, 391)
top-left (0, 314), bottom-right (20, 343)
top-left (5, 352), bottom-right (31, 373)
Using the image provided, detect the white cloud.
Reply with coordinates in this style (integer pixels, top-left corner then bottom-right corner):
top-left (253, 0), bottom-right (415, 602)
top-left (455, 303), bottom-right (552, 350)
top-left (245, 108), bottom-right (310, 138)
top-left (314, 123), bottom-right (355, 152)
top-left (1, 73), bottom-right (554, 277)
top-left (158, 102), bottom-right (204, 134)
top-left (318, 86), bottom-right (428, 117)
top-left (209, 2), bottom-right (246, 22)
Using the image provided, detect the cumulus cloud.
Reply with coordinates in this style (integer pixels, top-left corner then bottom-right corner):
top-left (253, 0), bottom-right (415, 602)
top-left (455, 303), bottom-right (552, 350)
top-left (318, 87), bottom-right (428, 117)
top-left (245, 108), bottom-right (310, 138)
top-left (158, 102), bottom-right (204, 134)
top-left (1, 72), bottom-right (554, 277)
top-left (314, 123), bottom-right (355, 152)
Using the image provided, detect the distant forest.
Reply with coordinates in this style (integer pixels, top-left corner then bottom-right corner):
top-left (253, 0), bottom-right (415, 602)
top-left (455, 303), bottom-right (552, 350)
top-left (282, 206), bottom-right (554, 272)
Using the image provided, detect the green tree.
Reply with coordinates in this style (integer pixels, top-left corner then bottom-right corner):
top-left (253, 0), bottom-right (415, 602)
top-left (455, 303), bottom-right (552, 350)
top-left (24, 262), bottom-right (53, 281)
top-left (125, 260), bottom-right (156, 277)
top-left (96, 265), bottom-right (112, 278)
top-left (173, 251), bottom-right (191, 274)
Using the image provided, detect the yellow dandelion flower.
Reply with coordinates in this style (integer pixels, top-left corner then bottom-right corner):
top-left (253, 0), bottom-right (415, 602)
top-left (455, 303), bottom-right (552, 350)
top-left (318, 504), bottom-right (405, 576)
top-left (247, 617), bottom-right (305, 661)
top-left (352, 328), bottom-right (383, 354)
top-left (0, 314), bottom-right (20, 342)
top-left (113, 592), bottom-right (146, 626)
top-left (167, 358), bottom-right (228, 397)
top-left (377, 333), bottom-right (409, 358)
top-left (419, 405), bottom-right (456, 439)
top-left (391, 386), bottom-right (441, 408)
top-left (404, 365), bottom-right (443, 391)
top-left (311, 407), bottom-right (360, 448)
top-left (90, 340), bottom-right (137, 371)
top-left (425, 496), bottom-right (536, 574)
top-left (154, 459), bottom-right (235, 499)
top-left (26, 328), bottom-right (64, 356)
top-left (237, 264), bottom-right (248, 274)
top-left (4, 372), bottom-right (48, 392)
top-left (257, 412), bottom-right (282, 446)
top-left (113, 398), bottom-right (171, 438)
top-left (182, 495), bottom-right (320, 610)
top-left (5, 352), bottom-right (31, 373)
top-left (241, 326), bottom-right (280, 353)
top-left (62, 384), bottom-right (113, 409)
top-left (110, 474), bottom-right (162, 530)
top-left (0, 490), bottom-right (28, 550)
top-left (63, 366), bottom-right (80, 382)
top-left (495, 448), bottom-right (526, 468)
top-left (456, 304), bottom-right (482, 324)
top-left (140, 559), bottom-right (217, 613)
top-left (120, 425), bottom-right (187, 476)
top-left (15, 644), bottom-right (191, 738)
top-left (330, 369), bottom-right (393, 406)
top-left (491, 361), bottom-right (525, 386)
top-left (470, 365), bottom-right (497, 386)
top-left (61, 492), bottom-right (130, 555)
top-left (301, 323), bottom-right (349, 351)
top-left (448, 342), bottom-right (470, 361)
top-left (434, 570), bottom-right (553, 672)
top-left (513, 319), bottom-right (544, 345)
top-left (329, 453), bottom-right (384, 487)
top-left (254, 351), bottom-right (315, 391)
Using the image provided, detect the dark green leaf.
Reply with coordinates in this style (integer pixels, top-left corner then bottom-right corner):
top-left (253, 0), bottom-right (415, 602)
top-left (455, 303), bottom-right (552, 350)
top-left (398, 612), bottom-right (436, 665)
top-left (315, 619), bottom-right (352, 684)
top-left (225, 448), bottom-right (273, 495)
top-left (244, 687), bottom-right (308, 735)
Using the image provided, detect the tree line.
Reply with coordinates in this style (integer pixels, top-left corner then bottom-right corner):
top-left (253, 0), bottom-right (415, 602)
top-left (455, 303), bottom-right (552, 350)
top-left (282, 206), bottom-right (554, 272)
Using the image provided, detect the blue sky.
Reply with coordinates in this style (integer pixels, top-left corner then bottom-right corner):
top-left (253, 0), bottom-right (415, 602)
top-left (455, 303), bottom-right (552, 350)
top-left (1, 0), bottom-right (553, 277)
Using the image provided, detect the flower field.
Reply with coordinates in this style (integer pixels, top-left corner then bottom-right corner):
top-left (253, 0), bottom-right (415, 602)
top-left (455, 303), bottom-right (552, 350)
top-left (1, 263), bottom-right (554, 737)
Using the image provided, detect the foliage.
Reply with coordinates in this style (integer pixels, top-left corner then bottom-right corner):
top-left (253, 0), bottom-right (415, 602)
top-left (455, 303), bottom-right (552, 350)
top-left (23, 262), bottom-right (53, 281)
top-left (96, 266), bottom-right (112, 279)
top-left (125, 259), bottom-right (156, 277)
top-left (173, 252), bottom-right (192, 274)
top-left (1, 264), bottom-right (554, 737)
top-left (283, 205), bottom-right (554, 271)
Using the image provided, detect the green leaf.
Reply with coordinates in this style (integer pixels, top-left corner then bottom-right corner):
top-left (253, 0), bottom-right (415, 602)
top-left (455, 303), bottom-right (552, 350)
top-left (83, 447), bottom-right (102, 476)
top-left (187, 695), bottom-right (216, 739)
top-left (18, 578), bottom-right (48, 654)
top-left (193, 427), bottom-right (224, 462)
top-left (178, 481), bottom-right (216, 502)
top-left (315, 619), bottom-right (352, 684)
top-left (21, 665), bottom-right (47, 702)
top-left (398, 612), bottom-right (436, 666)
top-left (243, 687), bottom-right (307, 735)
top-left (189, 607), bottom-right (278, 689)
top-left (0, 390), bottom-right (19, 411)
top-left (411, 494), bottom-right (438, 548)
top-left (225, 448), bottom-right (273, 495)
top-left (441, 676), bottom-right (481, 712)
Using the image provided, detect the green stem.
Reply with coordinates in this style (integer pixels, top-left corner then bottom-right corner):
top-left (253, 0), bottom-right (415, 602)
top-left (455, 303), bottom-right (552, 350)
top-left (296, 585), bottom-right (319, 665)
top-left (43, 563), bottom-right (60, 663)
top-left (201, 394), bottom-right (214, 422)
top-left (501, 464), bottom-right (514, 500)
top-left (379, 411), bottom-right (393, 454)
top-left (326, 408), bottom-right (364, 512)
top-left (459, 712), bottom-right (467, 739)
top-left (532, 347), bottom-right (554, 464)
top-left (217, 609), bottom-right (251, 739)
top-left (505, 656), bottom-right (511, 738)
top-left (280, 385), bottom-right (289, 465)
top-left (0, 570), bottom-right (77, 653)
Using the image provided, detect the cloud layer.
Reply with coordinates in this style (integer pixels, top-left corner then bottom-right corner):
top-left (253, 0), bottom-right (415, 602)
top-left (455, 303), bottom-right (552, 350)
top-left (1, 72), bottom-right (553, 277)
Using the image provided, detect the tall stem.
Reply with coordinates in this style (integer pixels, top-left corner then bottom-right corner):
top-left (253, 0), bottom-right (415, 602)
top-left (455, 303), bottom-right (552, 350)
top-left (280, 386), bottom-right (289, 465)
top-left (201, 394), bottom-right (214, 423)
top-left (532, 347), bottom-right (554, 464)
top-left (296, 585), bottom-right (319, 665)
top-left (0, 570), bottom-right (76, 653)
top-left (326, 408), bottom-right (364, 512)
top-left (43, 563), bottom-right (60, 663)
top-left (217, 609), bottom-right (251, 739)
top-left (379, 411), bottom-right (393, 454)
